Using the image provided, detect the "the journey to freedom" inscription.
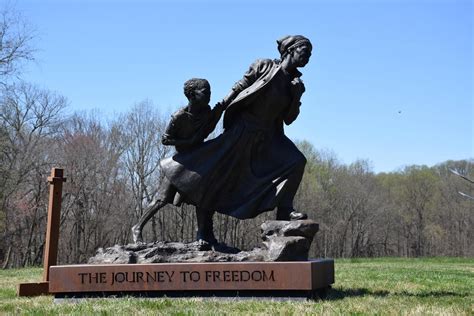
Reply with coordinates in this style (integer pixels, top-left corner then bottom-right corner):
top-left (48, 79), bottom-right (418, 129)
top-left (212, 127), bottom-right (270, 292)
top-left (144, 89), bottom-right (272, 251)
top-left (49, 260), bottom-right (334, 293)
top-left (79, 269), bottom-right (275, 286)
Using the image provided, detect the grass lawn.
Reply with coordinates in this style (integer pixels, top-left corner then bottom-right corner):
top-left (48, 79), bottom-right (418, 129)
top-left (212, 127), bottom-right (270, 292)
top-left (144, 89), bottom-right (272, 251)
top-left (0, 257), bottom-right (472, 315)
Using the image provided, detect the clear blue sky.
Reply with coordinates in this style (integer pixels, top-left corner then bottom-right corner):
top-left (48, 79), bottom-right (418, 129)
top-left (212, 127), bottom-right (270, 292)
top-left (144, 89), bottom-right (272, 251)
top-left (17, 0), bottom-right (473, 173)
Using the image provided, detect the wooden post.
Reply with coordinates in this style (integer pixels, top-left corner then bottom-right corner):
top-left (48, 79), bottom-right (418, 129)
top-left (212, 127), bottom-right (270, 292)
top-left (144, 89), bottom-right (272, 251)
top-left (18, 168), bottom-right (66, 296)
top-left (43, 168), bottom-right (66, 281)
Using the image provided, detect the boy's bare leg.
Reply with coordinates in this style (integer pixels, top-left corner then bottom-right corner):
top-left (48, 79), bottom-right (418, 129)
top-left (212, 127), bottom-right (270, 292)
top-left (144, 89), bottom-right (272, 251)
top-left (196, 208), bottom-right (217, 244)
top-left (131, 178), bottom-right (176, 243)
top-left (132, 199), bottom-right (168, 243)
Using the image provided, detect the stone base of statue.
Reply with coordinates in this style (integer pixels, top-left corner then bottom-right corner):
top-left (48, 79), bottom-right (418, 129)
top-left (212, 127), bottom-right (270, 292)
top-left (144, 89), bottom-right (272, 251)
top-left (49, 220), bottom-right (334, 300)
top-left (50, 260), bottom-right (334, 300)
top-left (89, 220), bottom-right (321, 263)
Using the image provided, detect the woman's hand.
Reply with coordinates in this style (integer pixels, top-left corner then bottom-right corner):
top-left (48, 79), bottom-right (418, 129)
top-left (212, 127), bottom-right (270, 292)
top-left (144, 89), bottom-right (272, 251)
top-left (290, 78), bottom-right (305, 99)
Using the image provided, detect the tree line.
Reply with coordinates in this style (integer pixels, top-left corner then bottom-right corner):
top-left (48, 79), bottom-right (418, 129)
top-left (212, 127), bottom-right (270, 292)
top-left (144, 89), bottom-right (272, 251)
top-left (0, 4), bottom-right (472, 268)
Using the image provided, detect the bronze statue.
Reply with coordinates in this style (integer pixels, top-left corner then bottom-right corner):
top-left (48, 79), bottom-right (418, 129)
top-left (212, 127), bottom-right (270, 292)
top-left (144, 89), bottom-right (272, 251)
top-left (132, 35), bottom-right (313, 244)
top-left (132, 78), bottom-right (224, 243)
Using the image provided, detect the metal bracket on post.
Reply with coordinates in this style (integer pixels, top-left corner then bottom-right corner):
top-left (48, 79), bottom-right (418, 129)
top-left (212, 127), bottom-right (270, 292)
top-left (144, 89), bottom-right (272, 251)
top-left (18, 168), bottom-right (66, 297)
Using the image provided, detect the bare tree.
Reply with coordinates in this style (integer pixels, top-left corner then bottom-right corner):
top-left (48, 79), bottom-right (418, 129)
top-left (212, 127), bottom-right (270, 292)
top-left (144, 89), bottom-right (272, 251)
top-left (0, 82), bottom-right (66, 267)
top-left (435, 161), bottom-right (474, 256)
top-left (0, 2), bottom-right (36, 85)
top-left (121, 100), bottom-right (171, 241)
top-left (449, 168), bottom-right (474, 199)
top-left (56, 112), bottom-right (132, 263)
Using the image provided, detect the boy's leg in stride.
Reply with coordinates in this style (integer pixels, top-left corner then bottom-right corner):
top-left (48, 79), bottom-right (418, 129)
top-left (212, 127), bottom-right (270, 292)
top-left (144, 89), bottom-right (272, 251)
top-left (196, 208), bottom-right (217, 244)
top-left (131, 177), bottom-right (176, 243)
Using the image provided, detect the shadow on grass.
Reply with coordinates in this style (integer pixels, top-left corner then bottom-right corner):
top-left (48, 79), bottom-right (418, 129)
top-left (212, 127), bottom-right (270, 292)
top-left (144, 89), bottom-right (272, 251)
top-left (324, 288), bottom-right (389, 301)
top-left (395, 290), bottom-right (468, 298)
top-left (325, 288), bottom-right (468, 301)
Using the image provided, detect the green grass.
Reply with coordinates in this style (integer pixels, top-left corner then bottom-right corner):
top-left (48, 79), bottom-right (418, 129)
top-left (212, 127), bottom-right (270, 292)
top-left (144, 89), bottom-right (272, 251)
top-left (0, 257), bottom-right (472, 315)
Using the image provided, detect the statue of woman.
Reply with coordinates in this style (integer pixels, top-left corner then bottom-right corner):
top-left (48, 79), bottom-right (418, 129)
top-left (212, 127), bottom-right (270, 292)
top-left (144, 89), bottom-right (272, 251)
top-left (133, 35), bottom-right (313, 244)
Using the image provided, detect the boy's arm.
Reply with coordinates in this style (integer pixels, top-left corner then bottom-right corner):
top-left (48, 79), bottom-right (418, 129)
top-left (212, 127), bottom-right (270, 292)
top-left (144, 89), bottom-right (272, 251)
top-left (200, 103), bottom-right (225, 139)
top-left (196, 102), bottom-right (225, 141)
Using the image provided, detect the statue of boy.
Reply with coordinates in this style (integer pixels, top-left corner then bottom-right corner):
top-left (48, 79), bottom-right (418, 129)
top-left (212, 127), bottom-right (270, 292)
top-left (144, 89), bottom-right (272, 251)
top-left (131, 78), bottom-right (224, 243)
top-left (161, 78), bottom-right (223, 152)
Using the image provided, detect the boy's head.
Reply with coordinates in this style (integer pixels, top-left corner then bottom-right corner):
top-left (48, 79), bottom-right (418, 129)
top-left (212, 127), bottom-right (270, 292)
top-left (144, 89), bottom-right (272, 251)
top-left (184, 78), bottom-right (211, 106)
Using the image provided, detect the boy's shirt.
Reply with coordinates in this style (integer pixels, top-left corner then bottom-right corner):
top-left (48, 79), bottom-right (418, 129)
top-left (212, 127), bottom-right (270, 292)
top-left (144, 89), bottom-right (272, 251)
top-left (162, 104), bottom-right (224, 153)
